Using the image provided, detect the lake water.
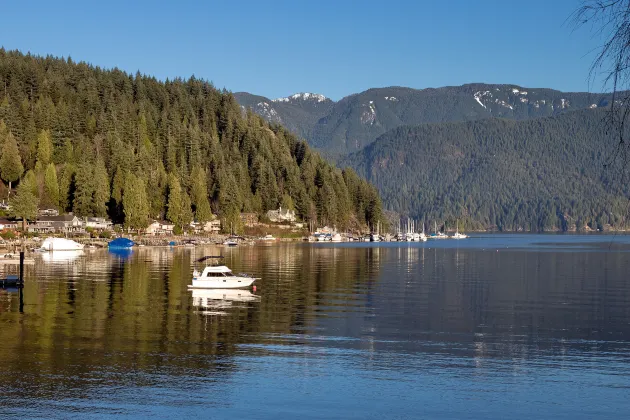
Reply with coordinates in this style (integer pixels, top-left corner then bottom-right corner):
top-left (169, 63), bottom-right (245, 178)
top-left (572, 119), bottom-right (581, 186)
top-left (1, 234), bottom-right (629, 419)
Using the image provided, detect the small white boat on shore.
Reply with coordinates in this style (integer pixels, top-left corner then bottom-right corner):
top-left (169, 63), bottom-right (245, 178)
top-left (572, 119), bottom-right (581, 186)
top-left (331, 233), bottom-right (342, 242)
top-left (189, 256), bottom-right (258, 289)
top-left (260, 234), bottom-right (276, 241)
top-left (39, 237), bottom-right (84, 251)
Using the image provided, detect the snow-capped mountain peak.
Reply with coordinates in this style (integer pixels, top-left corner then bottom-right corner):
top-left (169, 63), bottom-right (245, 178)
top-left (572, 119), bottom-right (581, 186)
top-left (273, 92), bottom-right (328, 103)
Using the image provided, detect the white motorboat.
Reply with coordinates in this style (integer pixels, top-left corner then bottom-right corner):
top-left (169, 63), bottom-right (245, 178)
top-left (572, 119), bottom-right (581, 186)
top-left (39, 237), bottom-right (84, 251)
top-left (223, 240), bottom-right (238, 247)
top-left (331, 233), bottom-right (342, 242)
top-left (189, 256), bottom-right (258, 289)
top-left (260, 234), bottom-right (276, 241)
top-left (370, 233), bottom-right (380, 242)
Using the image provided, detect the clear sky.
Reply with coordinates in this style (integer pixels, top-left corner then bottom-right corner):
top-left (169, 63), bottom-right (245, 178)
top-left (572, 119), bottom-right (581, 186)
top-left (0, 0), bottom-right (607, 100)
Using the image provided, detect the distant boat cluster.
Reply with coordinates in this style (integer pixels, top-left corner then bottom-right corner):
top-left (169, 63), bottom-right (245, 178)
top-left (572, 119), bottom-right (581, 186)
top-left (306, 219), bottom-right (468, 243)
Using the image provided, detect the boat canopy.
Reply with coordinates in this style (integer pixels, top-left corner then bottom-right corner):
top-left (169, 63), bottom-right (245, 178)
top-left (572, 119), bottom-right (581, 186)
top-left (108, 237), bottom-right (135, 249)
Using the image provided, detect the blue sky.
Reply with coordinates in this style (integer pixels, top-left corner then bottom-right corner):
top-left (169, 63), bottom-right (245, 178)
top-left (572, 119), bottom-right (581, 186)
top-left (0, 0), bottom-right (607, 100)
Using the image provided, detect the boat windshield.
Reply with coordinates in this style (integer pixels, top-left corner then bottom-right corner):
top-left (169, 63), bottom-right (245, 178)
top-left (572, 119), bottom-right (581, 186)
top-left (205, 271), bottom-right (234, 277)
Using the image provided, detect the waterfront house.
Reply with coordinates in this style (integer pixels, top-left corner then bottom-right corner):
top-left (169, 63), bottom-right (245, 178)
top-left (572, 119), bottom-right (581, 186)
top-left (83, 217), bottom-right (113, 230)
top-left (28, 215), bottom-right (84, 234)
top-left (266, 207), bottom-right (296, 223)
top-left (0, 218), bottom-right (18, 230)
top-left (202, 219), bottom-right (221, 233)
top-left (146, 221), bottom-right (175, 235)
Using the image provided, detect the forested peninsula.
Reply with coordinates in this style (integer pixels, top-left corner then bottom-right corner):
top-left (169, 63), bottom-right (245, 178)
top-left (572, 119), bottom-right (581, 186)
top-left (0, 49), bottom-right (383, 232)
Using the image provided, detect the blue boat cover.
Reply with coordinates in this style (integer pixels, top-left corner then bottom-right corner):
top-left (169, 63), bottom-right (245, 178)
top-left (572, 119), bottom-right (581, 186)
top-left (108, 237), bottom-right (135, 249)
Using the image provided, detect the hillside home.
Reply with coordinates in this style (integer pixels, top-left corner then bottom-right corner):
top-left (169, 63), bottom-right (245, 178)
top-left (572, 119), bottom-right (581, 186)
top-left (28, 215), bottom-right (84, 234)
top-left (38, 208), bottom-right (59, 217)
top-left (202, 219), bottom-right (221, 233)
top-left (266, 207), bottom-right (296, 223)
top-left (0, 218), bottom-right (18, 230)
top-left (146, 221), bottom-right (175, 235)
top-left (83, 217), bottom-right (113, 230)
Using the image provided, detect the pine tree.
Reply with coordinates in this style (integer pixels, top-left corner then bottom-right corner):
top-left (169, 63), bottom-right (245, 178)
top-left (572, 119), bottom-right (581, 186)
top-left (43, 163), bottom-right (59, 209)
top-left (73, 163), bottom-right (94, 216)
top-left (58, 164), bottom-right (76, 212)
top-left (10, 175), bottom-right (38, 230)
top-left (36, 129), bottom-right (52, 167)
top-left (180, 191), bottom-right (193, 228)
top-left (122, 172), bottom-right (149, 230)
top-left (0, 131), bottom-right (24, 198)
top-left (166, 173), bottom-right (182, 225)
top-left (22, 170), bottom-right (39, 199)
top-left (191, 166), bottom-right (212, 222)
top-left (92, 158), bottom-right (110, 217)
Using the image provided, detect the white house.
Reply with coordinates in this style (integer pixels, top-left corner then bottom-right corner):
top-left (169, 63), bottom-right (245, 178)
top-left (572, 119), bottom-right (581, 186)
top-left (146, 221), bottom-right (175, 235)
top-left (266, 207), bottom-right (296, 223)
top-left (83, 217), bottom-right (113, 230)
top-left (203, 219), bottom-right (221, 233)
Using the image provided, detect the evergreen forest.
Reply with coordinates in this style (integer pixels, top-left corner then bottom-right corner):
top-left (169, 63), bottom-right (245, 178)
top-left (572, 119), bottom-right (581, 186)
top-left (0, 49), bottom-right (383, 232)
top-left (344, 109), bottom-right (630, 231)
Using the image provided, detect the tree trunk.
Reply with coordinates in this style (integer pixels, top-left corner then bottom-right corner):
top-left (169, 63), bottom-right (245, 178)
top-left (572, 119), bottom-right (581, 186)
top-left (7, 180), bottom-right (11, 200)
top-left (22, 217), bottom-right (26, 232)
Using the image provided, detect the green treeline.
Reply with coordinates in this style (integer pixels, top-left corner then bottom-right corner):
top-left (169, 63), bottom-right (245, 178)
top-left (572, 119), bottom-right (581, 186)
top-left (0, 49), bottom-right (383, 231)
top-left (345, 109), bottom-right (629, 231)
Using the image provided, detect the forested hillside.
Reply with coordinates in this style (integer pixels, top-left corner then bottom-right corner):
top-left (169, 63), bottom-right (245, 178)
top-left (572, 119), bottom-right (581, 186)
top-left (344, 109), bottom-right (629, 231)
top-left (0, 49), bottom-right (383, 232)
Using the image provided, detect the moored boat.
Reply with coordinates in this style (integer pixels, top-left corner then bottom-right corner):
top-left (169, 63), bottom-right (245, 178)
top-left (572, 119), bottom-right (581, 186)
top-left (39, 237), bottom-right (84, 251)
top-left (189, 256), bottom-right (258, 289)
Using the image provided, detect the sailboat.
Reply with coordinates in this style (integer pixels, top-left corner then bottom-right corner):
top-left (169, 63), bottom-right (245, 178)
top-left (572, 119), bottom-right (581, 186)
top-left (418, 222), bottom-right (427, 242)
top-left (429, 221), bottom-right (448, 239)
top-left (370, 221), bottom-right (381, 242)
top-left (452, 220), bottom-right (468, 239)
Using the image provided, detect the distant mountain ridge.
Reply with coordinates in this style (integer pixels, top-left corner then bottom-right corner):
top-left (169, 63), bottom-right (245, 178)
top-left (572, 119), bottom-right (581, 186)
top-left (236, 84), bottom-right (616, 154)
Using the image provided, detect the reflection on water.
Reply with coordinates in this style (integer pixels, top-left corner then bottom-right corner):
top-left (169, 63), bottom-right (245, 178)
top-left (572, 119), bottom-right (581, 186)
top-left (192, 289), bottom-right (260, 315)
top-left (39, 249), bottom-right (84, 262)
top-left (0, 235), bottom-right (629, 419)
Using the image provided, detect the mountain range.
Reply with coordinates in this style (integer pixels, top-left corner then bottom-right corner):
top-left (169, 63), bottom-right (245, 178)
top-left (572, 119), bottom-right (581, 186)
top-left (235, 84), bottom-right (615, 155)
top-left (237, 84), bottom-right (628, 231)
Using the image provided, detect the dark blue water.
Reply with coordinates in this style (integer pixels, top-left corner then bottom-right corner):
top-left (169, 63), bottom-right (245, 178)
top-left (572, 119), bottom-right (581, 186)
top-left (1, 234), bottom-right (629, 418)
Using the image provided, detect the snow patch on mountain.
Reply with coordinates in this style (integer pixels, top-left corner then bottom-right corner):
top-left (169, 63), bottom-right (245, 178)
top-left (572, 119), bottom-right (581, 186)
top-left (473, 91), bottom-right (492, 109)
top-left (384, 96), bottom-right (398, 101)
top-left (273, 92), bottom-right (328, 103)
top-left (361, 102), bottom-right (377, 125)
top-left (255, 102), bottom-right (281, 122)
top-left (494, 98), bottom-right (514, 110)
top-left (590, 103), bottom-right (598, 109)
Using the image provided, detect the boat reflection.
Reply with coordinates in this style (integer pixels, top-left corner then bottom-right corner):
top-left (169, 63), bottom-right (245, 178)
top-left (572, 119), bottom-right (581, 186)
top-left (191, 288), bottom-right (260, 315)
top-left (40, 250), bottom-right (84, 263)
top-left (108, 248), bottom-right (133, 259)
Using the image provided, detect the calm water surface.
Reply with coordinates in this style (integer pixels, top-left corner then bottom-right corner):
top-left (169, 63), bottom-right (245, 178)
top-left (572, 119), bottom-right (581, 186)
top-left (1, 234), bottom-right (629, 419)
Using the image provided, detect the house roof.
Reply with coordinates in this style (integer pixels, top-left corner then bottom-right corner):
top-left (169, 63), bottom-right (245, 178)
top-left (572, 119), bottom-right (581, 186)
top-left (0, 218), bottom-right (18, 225)
top-left (38, 215), bottom-right (78, 222)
